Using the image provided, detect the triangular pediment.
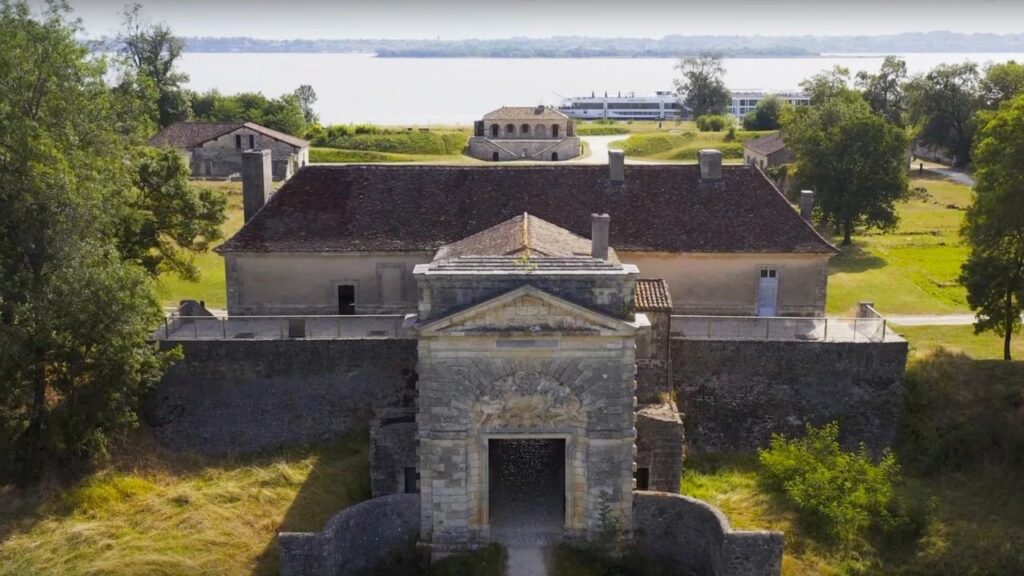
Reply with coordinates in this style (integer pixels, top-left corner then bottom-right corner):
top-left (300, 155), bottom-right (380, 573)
top-left (416, 285), bottom-right (638, 336)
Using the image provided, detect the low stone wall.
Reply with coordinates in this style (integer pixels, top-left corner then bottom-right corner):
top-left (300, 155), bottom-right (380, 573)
top-left (672, 338), bottom-right (907, 453)
top-left (150, 339), bottom-right (417, 454)
top-left (633, 491), bottom-right (783, 576)
top-left (279, 494), bottom-right (420, 576)
top-left (467, 136), bottom-right (581, 161)
top-left (635, 404), bottom-right (684, 492)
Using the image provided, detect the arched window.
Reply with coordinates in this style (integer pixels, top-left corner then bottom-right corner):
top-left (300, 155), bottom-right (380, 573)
top-left (505, 124), bottom-right (515, 135)
top-left (491, 124), bottom-right (500, 137)
top-left (551, 124), bottom-right (560, 138)
top-left (521, 124), bottom-right (530, 135)
top-left (492, 151), bottom-right (500, 161)
top-left (535, 124), bottom-right (547, 138)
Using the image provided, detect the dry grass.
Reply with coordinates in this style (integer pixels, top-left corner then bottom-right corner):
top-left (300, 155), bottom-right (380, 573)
top-left (0, 430), bottom-right (370, 576)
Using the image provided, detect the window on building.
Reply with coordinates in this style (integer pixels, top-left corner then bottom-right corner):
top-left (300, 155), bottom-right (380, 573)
top-left (520, 124), bottom-right (530, 135)
top-left (505, 124), bottom-right (515, 135)
top-left (404, 467), bottom-right (419, 493)
top-left (248, 135), bottom-right (255, 148)
top-left (636, 468), bottom-right (650, 491)
top-left (234, 135), bottom-right (242, 149)
top-left (491, 124), bottom-right (500, 137)
top-left (551, 124), bottom-right (559, 138)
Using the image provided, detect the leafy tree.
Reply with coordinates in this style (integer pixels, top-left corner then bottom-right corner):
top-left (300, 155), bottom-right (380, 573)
top-left (190, 89), bottom-right (307, 135)
top-left (0, 1), bottom-right (191, 483)
top-left (980, 60), bottom-right (1024, 109)
top-left (800, 66), bottom-right (857, 105)
top-left (294, 84), bottom-right (319, 124)
top-left (118, 3), bottom-right (190, 128)
top-left (118, 147), bottom-right (227, 280)
top-left (905, 63), bottom-right (982, 166)
top-left (785, 98), bottom-right (909, 245)
top-left (742, 95), bottom-right (788, 130)
top-left (674, 54), bottom-right (731, 118)
top-left (959, 95), bottom-right (1024, 360)
top-left (856, 56), bottom-right (907, 126)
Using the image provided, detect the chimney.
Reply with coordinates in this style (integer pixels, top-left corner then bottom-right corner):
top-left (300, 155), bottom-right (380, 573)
top-left (699, 149), bottom-right (722, 180)
top-left (799, 190), bottom-right (815, 222)
top-left (242, 149), bottom-right (272, 222)
top-left (609, 150), bottom-right (625, 183)
top-left (591, 213), bottom-right (610, 260)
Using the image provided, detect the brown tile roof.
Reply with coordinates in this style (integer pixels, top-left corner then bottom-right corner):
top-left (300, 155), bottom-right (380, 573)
top-left (743, 133), bottom-right (788, 156)
top-left (148, 121), bottom-right (309, 150)
top-left (217, 164), bottom-right (837, 255)
top-left (483, 106), bottom-right (568, 121)
top-left (635, 279), bottom-right (673, 312)
top-left (434, 213), bottom-right (617, 262)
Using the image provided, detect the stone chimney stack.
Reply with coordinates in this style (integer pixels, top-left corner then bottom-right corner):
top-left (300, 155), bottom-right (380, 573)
top-left (242, 149), bottom-right (272, 222)
top-left (800, 190), bottom-right (815, 222)
top-left (591, 213), bottom-right (610, 260)
top-left (699, 149), bottom-right (722, 181)
top-left (609, 150), bottom-right (625, 183)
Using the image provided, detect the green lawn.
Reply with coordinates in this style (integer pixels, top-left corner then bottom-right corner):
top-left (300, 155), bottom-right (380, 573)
top-left (826, 176), bottom-right (972, 316)
top-left (0, 431), bottom-right (371, 576)
top-left (609, 129), bottom-right (771, 161)
top-left (310, 147), bottom-right (482, 164)
top-left (154, 181), bottom-right (246, 309)
top-left (895, 324), bottom-right (1023, 361)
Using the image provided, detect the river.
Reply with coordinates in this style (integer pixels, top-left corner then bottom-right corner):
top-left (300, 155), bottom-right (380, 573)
top-left (177, 52), bottom-right (1024, 124)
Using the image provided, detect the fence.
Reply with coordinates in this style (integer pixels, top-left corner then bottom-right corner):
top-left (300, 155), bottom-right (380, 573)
top-left (159, 315), bottom-right (411, 340)
top-left (669, 315), bottom-right (889, 343)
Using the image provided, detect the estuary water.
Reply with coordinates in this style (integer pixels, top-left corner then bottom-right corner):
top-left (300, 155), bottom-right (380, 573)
top-left (177, 52), bottom-right (1024, 124)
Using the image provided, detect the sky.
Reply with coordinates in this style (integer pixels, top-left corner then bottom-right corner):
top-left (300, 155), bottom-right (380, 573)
top-left (66, 0), bottom-right (1024, 39)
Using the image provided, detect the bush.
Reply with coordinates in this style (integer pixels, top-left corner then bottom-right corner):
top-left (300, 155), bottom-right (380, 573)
top-left (576, 124), bottom-right (630, 136)
top-left (667, 142), bottom-right (744, 160)
top-left (312, 131), bottom-right (467, 155)
top-left (759, 422), bottom-right (902, 543)
top-left (696, 114), bottom-right (733, 132)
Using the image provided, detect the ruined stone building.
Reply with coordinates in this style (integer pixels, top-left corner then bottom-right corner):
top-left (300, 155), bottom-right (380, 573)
top-left (468, 106), bottom-right (582, 161)
top-left (149, 120), bottom-right (310, 180)
top-left (153, 150), bottom-right (909, 576)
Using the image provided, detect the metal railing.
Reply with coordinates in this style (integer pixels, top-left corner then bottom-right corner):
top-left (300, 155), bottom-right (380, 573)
top-left (669, 315), bottom-right (889, 343)
top-left (159, 314), bottom-right (411, 340)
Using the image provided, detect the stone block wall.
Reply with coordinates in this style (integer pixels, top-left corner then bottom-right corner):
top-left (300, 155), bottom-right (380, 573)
top-left (467, 136), bottom-right (581, 161)
top-left (371, 407), bottom-right (419, 498)
top-left (672, 339), bottom-right (908, 453)
top-left (635, 405), bottom-right (684, 492)
top-left (150, 339), bottom-right (417, 454)
top-left (633, 491), bottom-right (783, 576)
top-left (279, 494), bottom-right (420, 576)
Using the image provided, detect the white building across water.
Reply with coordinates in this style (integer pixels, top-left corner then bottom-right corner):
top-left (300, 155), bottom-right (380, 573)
top-left (559, 90), bottom-right (809, 120)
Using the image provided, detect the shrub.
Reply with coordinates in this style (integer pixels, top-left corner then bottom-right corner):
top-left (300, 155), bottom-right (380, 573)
top-left (667, 142), bottom-right (744, 160)
top-left (759, 422), bottom-right (902, 543)
top-left (696, 114), bottom-right (733, 132)
top-left (725, 126), bottom-right (737, 141)
top-left (576, 124), bottom-right (630, 136)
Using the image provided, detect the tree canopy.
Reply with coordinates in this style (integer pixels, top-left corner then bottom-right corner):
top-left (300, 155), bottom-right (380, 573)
top-left (784, 97), bottom-right (909, 246)
top-left (190, 89), bottom-right (308, 136)
top-left (0, 1), bottom-right (224, 483)
top-left (742, 95), bottom-right (788, 130)
top-left (856, 56), bottom-right (907, 126)
top-left (674, 54), bottom-right (731, 118)
top-left (118, 3), bottom-right (190, 128)
top-left (959, 94), bottom-right (1024, 360)
top-left (905, 63), bottom-right (982, 166)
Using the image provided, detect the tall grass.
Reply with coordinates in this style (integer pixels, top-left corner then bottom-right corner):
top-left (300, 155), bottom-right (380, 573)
top-left (0, 431), bottom-right (371, 576)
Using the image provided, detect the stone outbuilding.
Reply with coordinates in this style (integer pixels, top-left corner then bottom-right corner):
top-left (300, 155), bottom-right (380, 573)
top-left (743, 132), bottom-right (794, 170)
top-left (469, 106), bottom-right (581, 161)
top-left (149, 121), bottom-right (310, 181)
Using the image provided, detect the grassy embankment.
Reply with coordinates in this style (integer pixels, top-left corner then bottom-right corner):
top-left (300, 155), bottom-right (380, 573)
top-left (310, 127), bottom-right (475, 164)
top-left (0, 431), bottom-right (371, 576)
top-left (609, 129), bottom-right (771, 162)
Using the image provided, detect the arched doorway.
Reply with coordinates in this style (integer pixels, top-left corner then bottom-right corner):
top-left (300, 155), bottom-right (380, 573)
top-left (492, 151), bottom-right (500, 162)
top-left (491, 124), bottom-right (500, 137)
top-left (552, 124), bottom-right (560, 138)
top-left (551, 152), bottom-right (559, 161)
top-left (535, 124), bottom-right (547, 138)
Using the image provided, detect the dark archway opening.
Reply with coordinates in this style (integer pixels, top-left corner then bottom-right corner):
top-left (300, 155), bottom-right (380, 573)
top-left (492, 151), bottom-right (500, 162)
top-left (551, 152), bottom-right (559, 161)
top-left (489, 438), bottom-right (565, 536)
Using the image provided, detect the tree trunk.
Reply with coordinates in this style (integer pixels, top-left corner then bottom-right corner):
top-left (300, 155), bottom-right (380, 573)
top-left (842, 222), bottom-right (853, 247)
top-left (15, 346), bottom-right (48, 486)
top-left (1005, 290), bottom-right (1015, 361)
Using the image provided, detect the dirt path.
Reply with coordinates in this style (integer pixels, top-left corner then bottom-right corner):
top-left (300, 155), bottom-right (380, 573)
top-left (505, 546), bottom-right (549, 576)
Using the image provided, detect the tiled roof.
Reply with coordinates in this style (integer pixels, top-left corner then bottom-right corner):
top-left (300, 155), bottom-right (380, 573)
top-left (218, 164), bottom-right (837, 255)
top-left (743, 133), bottom-right (788, 156)
top-left (634, 279), bottom-right (673, 312)
top-left (483, 106), bottom-right (568, 121)
top-left (148, 121), bottom-right (309, 150)
top-left (434, 213), bottom-right (617, 262)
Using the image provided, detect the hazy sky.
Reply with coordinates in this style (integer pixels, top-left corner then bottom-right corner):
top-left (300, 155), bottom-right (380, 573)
top-left (66, 0), bottom-right (1023, 39)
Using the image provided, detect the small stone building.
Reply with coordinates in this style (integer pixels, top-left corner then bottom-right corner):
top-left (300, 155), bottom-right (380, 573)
top-left (149, 121), bottom-right (310, 181)
top-left (469, 106), bottom-right (581, 161)
top-left (743, 132), bottom-right (794, 170)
